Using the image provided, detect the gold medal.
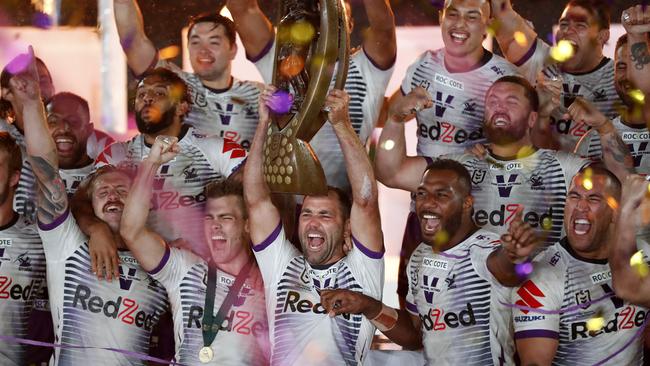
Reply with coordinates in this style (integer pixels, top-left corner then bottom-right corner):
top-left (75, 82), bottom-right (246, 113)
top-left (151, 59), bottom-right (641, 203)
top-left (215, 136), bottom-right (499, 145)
top-left (199, 346), bottom-right (214, 363)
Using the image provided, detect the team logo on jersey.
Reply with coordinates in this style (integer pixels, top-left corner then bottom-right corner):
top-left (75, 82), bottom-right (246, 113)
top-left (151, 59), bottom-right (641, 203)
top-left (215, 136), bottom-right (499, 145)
top-left (592, 89), bottom-right (607, 101)
top-left (462, 99), bottom-right (478, 115)
top-left (471, 169), bottom-right (486, 184)
top-left (191, 87), bottom-right (208, 108)
top-left (575, 290), bottom-right (592, 309)
top-left (515, 280), bottom-right (545, 314)
top-left (627, 141), bottom-right (649, 167)
top-left (118, 266), bottom-right (139, 291)
top-left (14, 252), bottom-right (31, 271)
top-left (182, 165), bottom-right (199, 181)
top-left (495, 174), bottom-right (520, 197)
top-left (529, 174), bottom-right (545, 190)
top-left (445, 274), bottom-right (456, 289)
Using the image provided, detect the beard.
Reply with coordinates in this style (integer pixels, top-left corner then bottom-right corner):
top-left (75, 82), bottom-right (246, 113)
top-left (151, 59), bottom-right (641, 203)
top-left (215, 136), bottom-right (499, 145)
top-left (484, 117), bottom-right (527, 145)
top-left (135, 106), bottom-right (176, 134)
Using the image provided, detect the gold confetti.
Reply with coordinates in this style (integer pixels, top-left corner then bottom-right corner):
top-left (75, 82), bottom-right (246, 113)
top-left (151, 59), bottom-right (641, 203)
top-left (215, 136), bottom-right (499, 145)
top-left (158, 45), bottom-right (180, 60)
top-left (514, 31), bottom-right (528, 47)
top-left (280, 55), bottom-right (305, 78)
top-left (382, 139), bottom-right (395, 151)
top-left (434, 230), bottom-right (449, 248)
top-left (550, 40), bottom-right (575, 62)
top-left (605, 196), bottom-right (619, 210)
top-left (291, 21), bottom-right (316, 45)
top-left (630, 250), bottom-right (649, 278)
top-left (586, 316), bottom-right (605, 331)
top-left (582, 178), bottom-right (593, 191)
top-left (541, 217), bottom-right (553, 231)
top-left (629, 89), bottom-right (646, 104)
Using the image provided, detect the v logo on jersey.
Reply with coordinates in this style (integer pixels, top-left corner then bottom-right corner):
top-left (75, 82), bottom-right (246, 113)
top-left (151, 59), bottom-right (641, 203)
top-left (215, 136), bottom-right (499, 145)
top-left (216, 103), bottom-right (235, 125)
top-left (562, 84), bottom-right (581, 107)
top-left (627, 142), bottom-right (648, 167)
top-left (152, 165), bottom-right (171, 190)
top-left (423, 275), bottom-right (441, 304)
top-left (434, 92), bottom-right (455, 118)
top-left (496, 174), bottom-right (518, 197)
top-left (118, 266), bottom-right (137, 291)
top-left (515, 280), bottom-right (545, 314)
top-left (312, 277), bottom-right (332, 293)
top-left (0, 248), bottom-right (4, 269)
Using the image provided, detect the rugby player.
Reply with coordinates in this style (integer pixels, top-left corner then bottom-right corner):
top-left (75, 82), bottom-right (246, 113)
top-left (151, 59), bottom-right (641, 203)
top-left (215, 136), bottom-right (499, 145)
top-left (320, 159), bottom-right (540, 364)
top-left (244, 86), bottom-right (383, 365)
top-left (120, 137), bottom-right (269, 365)
top-left (230, 0), bottom-right (396, 192)
top-left (0, 132), bottom-right (45, 366)
top-left (11, 47), bottom-right (170, 365)
top-left (489, 0), bottom-right (621, 151)
top-left (113, 0), bottom-right (263, 147)
top-left (74, 67), bottom-right (246, 280)
top-left (511, 166), bottom-right (647, 365)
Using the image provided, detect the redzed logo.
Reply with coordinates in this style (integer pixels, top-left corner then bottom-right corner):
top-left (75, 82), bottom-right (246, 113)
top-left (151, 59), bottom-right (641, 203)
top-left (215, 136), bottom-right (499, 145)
top-left (515, 280), bottom-right (545, 314)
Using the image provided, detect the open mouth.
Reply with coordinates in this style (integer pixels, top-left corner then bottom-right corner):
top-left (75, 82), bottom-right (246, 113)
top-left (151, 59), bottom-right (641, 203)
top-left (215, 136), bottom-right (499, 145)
top-left (307, 233), bottom-right (325, 251)
top-left (493, 116), bottom-right (509, 127)
top-left (104, 203), bottom-right (123, 214)
top-left (55, 136), bottom-right (75, 154)
top-left (573, 218), bottom-right (591, 235)
top-left (421, 213), bottom-right (441, 234)
top-left (210, 234), bottom-right (227, 248)
top-left (450, 31), bottom-right (469, 44)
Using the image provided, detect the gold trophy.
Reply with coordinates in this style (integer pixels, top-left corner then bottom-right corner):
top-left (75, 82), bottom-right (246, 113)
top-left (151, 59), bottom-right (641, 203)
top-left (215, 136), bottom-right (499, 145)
top-left (263, 0), bottom-right (350, 195)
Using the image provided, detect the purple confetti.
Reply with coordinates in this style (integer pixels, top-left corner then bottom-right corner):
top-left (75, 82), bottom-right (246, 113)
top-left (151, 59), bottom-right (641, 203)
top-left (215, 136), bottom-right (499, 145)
top-left (430, 0), bottom-right (445, 10)
top-left (267, 90), bottom-right (294, 114)
top-left (32, 12), bottom-right (52, 29)
top-left (4, 53), bottom-right (32, 75)
top-left (515, 261), bottom-right (533, 277)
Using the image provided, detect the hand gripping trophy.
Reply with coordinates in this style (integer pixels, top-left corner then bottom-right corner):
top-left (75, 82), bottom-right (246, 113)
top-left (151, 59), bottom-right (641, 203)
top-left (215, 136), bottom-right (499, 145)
top-left (263, 0), bottom-right (349, 194)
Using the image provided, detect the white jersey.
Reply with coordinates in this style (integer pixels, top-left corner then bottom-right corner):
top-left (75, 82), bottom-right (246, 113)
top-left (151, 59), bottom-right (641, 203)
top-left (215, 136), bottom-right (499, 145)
top-left (95, 126), bottom-right (246, 248)
top-left (575, 115), bottom-right (650, 175)
top-left (443, 149), bottom-right (588, 247)
top-left (254, 41), bottom-right (394, 191)
top-left (0, 214), bottom-right (45, 366)
top-left (0, 120), bottom-right (111, 221)
top-left (401, 49), bottom-right (520, 157)
top-left (511, 239), bottom-right (649, 365)
top-left (253, 222), bottom-right (384, 365)
top-left (406, 230), bottom-right (514, 365)
top-left (149, 247), bottom-right (269, 365)
top-left (38, 210), bottom-right (169, 365)
top-left (516, 39), bottom-right (621, 151)
top-left (158, 60), bottom-right (263, 150)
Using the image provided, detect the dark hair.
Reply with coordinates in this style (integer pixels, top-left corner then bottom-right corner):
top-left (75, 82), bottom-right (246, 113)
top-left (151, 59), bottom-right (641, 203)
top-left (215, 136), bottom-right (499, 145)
top-left (305, 186), bottom-right (352, 222)
top-left (577, 164), bottom-right (622, 199)
top-left (615, 34), bottom-right (628, 52)
top-left (138, 67), bottom-right (191, 106)
top-left (187, 12), bottom-right (237, 45)
top-left (47, 92), bottom-right (90, 123)
top-left (489, 75), bottom-right (540, 112)
top-left (423, 158), bottom-right (472, 196)
top-left (204, 179), bottom-right (247, 218)
top-left (565, 0), bottom-right (611, 30)
top-left (1, 56), bottom-right (50, 120)
top-left (85, 165), bottom-right (133, 198)
top-left (0, 132), bottom-right (22, 174)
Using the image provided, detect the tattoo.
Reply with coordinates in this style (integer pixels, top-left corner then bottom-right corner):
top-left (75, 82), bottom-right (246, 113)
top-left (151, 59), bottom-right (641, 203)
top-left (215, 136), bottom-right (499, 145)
top-left (29, 156), bottom-right (68, 222)
top-left (603, 132), bottom-right (634, 172)
top-left (631, 42), bottom-right (650, 70)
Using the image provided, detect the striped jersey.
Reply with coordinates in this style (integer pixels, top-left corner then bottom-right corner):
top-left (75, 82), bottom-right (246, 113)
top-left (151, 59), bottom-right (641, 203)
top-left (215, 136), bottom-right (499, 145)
top-left (575, 115), bottom-right (650, 175)
top-left (0, 214), bottom-right (45, 366)
top-left (252, 222), bottom-right (384, 365)
top-left (0, 120), bottom-right (113, 221)
top-left (511, 238), bottom-right (649, 365)
top-left (254, 41), bottom-right (394, 191)
top-left (149, 247), bottom-right (269, 365)
top-left (445, 149), bottom-right (588, 247)
top-left (38, 210), bottom-right (169, 365)
top-left (95, 126), bottom-right (246, 250)
top-left (401, 49), bottom-right (519, 157)
top-left (515, 39), bottom-right (622, 151)
top-left (157, 60), bottom-right (263, 150)
top-left (406, 230), bottom-right (514, 365)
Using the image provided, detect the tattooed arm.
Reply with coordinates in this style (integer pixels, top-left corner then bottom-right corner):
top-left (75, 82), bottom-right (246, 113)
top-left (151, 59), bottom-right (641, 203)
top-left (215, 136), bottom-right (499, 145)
top-left (622, 5), bottom-right (650, 94)
top-left (8, 48), bottom-right (68, 224)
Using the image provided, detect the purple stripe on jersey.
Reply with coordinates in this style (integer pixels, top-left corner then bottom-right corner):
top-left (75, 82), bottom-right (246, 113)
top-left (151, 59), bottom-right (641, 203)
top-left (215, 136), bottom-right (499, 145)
top-left (405, 301), bottom-right (418, 314)
top-left (514, 40), bottom-right (538, 67)
top-left (247, 38), bottom-right (275, 63)
top-left (439, 250), bottom-right (469, 260)
top-left (424, 156), bottom-right (434, 166)
top-left (37, 208), bottom-right (69, 231)
top-left (363, 47), bottom-right (396, 71)
top-left (230, 157), bottom-right (247, 176)
top-left (352, 235), bottom-right (384, 259)
top-left (514, 329), bottom-right (558, 340)
top-left (252, 221), bottom-right (282, 252)
top-left (148, 246), bottom-right (171, 275)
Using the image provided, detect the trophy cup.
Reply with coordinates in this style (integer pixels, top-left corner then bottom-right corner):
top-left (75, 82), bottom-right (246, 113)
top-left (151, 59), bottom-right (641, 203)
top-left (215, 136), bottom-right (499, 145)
top-left (263, 0), bottom-right (350, 195)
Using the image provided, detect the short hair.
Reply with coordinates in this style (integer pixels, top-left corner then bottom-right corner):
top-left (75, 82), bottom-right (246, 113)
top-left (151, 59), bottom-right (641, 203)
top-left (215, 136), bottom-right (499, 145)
top-left (47, 92), bottom-right (90, 123)
top-left (0, 132), bottom-right (22, 174)
top-left (576, 164), bottom-right (622, 199)
top-left (204, 179), bottom-right (247, 218)
top-left (565, 0), bottom-right (611, 30)
top-left (305, 186), bottom-right (353, 222)
top-left (138, 67), bottom-right (191, 106)
top-left (489, 75), bottom-right (540, 112)
top-left (423, 158), bottom-right (472, 196)
top-left (187, 12), bottom-right (237, 46)
top-left (85, 165), bottom-right (133, 198)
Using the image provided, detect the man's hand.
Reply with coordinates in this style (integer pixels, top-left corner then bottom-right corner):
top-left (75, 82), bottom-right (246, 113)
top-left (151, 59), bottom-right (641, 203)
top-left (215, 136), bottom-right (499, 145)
top-left (320, 289), bottom-right (380, 318)
top-left (89, 224), bottom-right (120, 281)
top-left (620, 174), bottom-right (650, 227)
top-left (147, 135), bottom-right (179, 165)
top-left (622, 5), bottom-right (650, 35)
top-left (564, 97), bottom-right (611, 133)
top-left (489, 0), bottom-right (513, 18)
top-left (465, 143), bottom-right (489, 159)
top-left (7, 46), bottom-right (41, 106)
top-left (536, 66), bottom-right (563, 118)
top-left (500, 206), bottom-right (540, 264)
top-left (388, 87), bottom-right (432, 123)
top-left (325, 89), bottom-right (351, 126)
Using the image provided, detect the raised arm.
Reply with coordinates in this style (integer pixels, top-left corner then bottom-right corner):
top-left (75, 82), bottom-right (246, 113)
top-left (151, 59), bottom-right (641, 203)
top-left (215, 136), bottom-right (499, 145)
top-left (610, 174), bottom-right (650, 307)
top-left (489, 0), bottom-right (538, 64)
top-left (113, 0), bottom-right (157, 76)
top-left (243, 86), bottom-right (281, 244)
top-left (622, 6), bottom-right (650, 94)
top-left (8, 48), bottom-right (67, 224)
top-left (120, 137), bottom-right (178, 272)
top-left (375, 88), bottom-right (431, 192)
top-left (227, 0), bottom-right (274, 60)
top-left (326, 89), bottom-right (382, 251)
top-left (361, 0), bottom-right (396, 69)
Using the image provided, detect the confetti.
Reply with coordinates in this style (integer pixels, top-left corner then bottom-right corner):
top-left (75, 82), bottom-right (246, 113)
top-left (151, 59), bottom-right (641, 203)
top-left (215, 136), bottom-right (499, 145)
top-left (550, 40), bottom-right (575, 62)
top-left (158, 45), bottom-right (180, 60)
top-left (541, 217), bottom-right (553, 231)
top-left (586, 316), bottom-right (605, 332)
top-left (434, 229), bottom-right (449, 248)
top-left (266, 90), bottom-right (293, 114)
top-left (628, 89), bottom-right (646, 104)
top-left (382, 139), bottom-right (395, 151)
top-left (280, 54), bottom-right (305, 78)
top-left (582, 178), bottom-right (593, 191)
top-left (605, 196), bottom-right (619, 210)
top-left (290, 21), bottom-right (316, 45)
top-left (630, 250), bottom-right (649, 278)
top-left (515, 261), bottom-right (533, 277)
top-left (514, 31), bottom-right (528, 47)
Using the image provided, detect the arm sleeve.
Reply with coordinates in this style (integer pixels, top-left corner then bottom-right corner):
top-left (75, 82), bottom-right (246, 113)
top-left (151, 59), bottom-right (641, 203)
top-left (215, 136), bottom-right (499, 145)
top-left (252, 38), bottom-right (276, 84)
top-left (344, 234), bottom-right (385, 300)
top-left (37, 209), bottom-right (85, 262)
top-left (196, 136), bottom-right (247, 179)
top-left (514, 39), bottom-right (550, 85)
top-left (148, 246), bottom-right (199, 292)
top-left (405, 254), bottom-right (419, 316)
top-left (251, 221), bottom-right (299, 286)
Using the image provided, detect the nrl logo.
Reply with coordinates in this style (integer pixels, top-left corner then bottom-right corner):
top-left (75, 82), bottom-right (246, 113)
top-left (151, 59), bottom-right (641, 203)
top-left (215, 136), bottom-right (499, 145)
top-left (471, 170), bottom-right (486, 184)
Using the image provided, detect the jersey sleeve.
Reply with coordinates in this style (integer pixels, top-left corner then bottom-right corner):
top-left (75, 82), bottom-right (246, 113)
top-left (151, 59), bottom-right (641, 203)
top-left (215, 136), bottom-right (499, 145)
top-left (37, 209), bottom-right (86, 262)
top-left (574, 130), bottom-right (600, 160)
top-left (251, 38), bottom-right (276, 84)
top-left (195, 135), bottom-right (247, 179)
top-left (514, 39), bottom-right (550, 85)
top-left (556, 151), bottom-right (590, 188)
top-left (511, 250), bottom-right (564, 340)
top-left (251, 221), bottom-right (300, 286)
top-left (147, 246), bottom-right (200, 292)
top-left (400, 51), bottom-right (428, 96)
top-left (468, 233), bottom-right (504, 284)
top-left (344, 234), bottom-right (385, 300)
top-left (404, 254), bottom-right (419, 316)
